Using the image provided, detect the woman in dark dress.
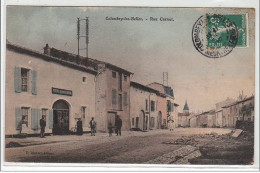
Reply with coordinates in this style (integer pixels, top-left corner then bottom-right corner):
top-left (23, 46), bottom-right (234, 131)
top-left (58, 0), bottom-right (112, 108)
top-left (76, 118), bottom-right (83, 135)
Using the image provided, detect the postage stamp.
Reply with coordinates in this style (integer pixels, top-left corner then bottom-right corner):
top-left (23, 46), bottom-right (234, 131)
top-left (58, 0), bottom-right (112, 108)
top-left (192, 13), bottom-right (248, 58)
top-left (207, 14), bottom-right (248, 48)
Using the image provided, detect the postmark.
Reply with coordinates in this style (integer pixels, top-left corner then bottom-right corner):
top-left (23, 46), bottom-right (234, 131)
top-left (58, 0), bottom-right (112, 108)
top-left (192, 14), bottom-right (243, 58)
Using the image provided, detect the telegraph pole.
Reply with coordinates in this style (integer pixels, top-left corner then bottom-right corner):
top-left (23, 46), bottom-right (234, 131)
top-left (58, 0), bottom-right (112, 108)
top-left (163, 72), bottom-right (168, 86)
top-left (77, 17), bottom-right (89, 58)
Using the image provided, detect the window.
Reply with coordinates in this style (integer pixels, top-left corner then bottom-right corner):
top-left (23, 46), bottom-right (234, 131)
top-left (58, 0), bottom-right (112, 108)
top-left (112, 71), bottom-right (116, 78)
top-left (42, 109), bottom-right (47, 119)
top-left (119, 73), bottom-right (122, 90)
top-left (124, 75), bottom-right (127, 81)
top-left (21, 107), bottom-right (29, 127)
top-left (151, 101), bottom-right (155, 112)
top-left (123, 92), bottom-right (128, 106)
top-left (132, 118), bottom-right (135, 126)
top-left (119, 94), bottom-right (122, 110)
top-left (145, 99), bottom-right (148, 111)
top-left (167, 100), bottom-right (171, 112)
top-left (21, 68), bottom-right (29, 92)
top-left (171, 103), bottom-right (174, 112)
top-left (112, 89), bottom-right (117, 105)
top-left (82, 77), bottom-right (86, 82)
top-left (81, 106), bottom-right (86, 119)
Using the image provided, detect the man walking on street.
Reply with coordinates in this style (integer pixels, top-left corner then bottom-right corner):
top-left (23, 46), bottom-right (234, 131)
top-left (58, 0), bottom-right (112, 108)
top-left (40, 116), bottom-right (46, 138)
top-left (89, 117), bottom-right (96, 136)
top-left (115, 115), bottom-right (122, 136)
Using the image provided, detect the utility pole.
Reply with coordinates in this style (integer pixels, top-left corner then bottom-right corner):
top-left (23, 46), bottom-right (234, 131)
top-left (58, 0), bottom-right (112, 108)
top-left (163, 72), bottom-right (168, 86)
top-left (77, 17), bottom-right (89, 58)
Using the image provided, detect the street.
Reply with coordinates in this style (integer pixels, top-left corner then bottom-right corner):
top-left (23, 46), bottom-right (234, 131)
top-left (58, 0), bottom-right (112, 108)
top-left (5, 128), bottom-right (253, 164)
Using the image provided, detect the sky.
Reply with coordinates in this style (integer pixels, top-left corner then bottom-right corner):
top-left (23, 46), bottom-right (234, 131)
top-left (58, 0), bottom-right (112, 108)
top-left (6, 7), bottom-right (255, 112)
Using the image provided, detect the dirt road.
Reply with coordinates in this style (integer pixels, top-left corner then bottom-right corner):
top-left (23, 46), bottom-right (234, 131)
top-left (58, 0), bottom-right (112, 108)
top-left (5, 128), bottom-right (249, 164)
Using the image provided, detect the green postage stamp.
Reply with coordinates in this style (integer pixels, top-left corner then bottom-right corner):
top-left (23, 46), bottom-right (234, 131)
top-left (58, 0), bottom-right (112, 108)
top-left (206, 14), bottom-right (248, 48)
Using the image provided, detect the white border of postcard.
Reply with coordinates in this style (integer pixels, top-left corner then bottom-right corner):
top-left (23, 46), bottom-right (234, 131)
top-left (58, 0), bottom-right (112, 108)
top-left (1, 0), bottom-right (259, 171)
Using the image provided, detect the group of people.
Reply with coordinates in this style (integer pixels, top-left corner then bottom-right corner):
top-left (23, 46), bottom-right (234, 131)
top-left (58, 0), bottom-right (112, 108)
top-left (108, 115), bottom-right (122, 137)
top-left (76, 117), bottom-right (96, 136)
top-left (19, 115), bottom-right (123, 138)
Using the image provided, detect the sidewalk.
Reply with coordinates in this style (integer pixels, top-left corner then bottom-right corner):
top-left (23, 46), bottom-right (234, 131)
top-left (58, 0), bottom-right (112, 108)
top-left (5, 128), bottom-right (233, 148)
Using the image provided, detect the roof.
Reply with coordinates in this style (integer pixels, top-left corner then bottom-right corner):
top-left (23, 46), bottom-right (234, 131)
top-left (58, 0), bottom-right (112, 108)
top-left (147, 82), bottom-right (174, 98)
top-left (222, 96), bottom-right (254, 108)
top-left (49, 46), bottom-right (133, 75)
top-left (178, 113), bottom-right (190, 117)
top-left (131, 81), bottom-right (160, 94)
top-left (7, 42), bottom-right (97, 75)
top-left (183, 100), bottom-right (189, 110)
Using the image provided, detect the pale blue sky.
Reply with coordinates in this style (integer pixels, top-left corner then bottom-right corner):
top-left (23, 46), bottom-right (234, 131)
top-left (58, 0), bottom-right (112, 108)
top-left (6, 7), bottom-right (255, 112)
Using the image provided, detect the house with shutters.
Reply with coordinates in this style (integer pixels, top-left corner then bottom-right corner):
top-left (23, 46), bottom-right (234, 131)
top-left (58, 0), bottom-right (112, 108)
top-left (146, 82), bottom-right (178, 129)
top-left (5, 42), bottom-right (97, 136)
top-left (42, 44), bottom-right (133, 132)
top-left (129, 82), bottom-right (166, 131)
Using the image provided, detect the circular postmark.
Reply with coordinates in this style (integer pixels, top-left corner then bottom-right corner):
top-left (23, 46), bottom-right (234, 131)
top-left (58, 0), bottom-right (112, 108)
top-left (192, 14), bottom-right (238, 58)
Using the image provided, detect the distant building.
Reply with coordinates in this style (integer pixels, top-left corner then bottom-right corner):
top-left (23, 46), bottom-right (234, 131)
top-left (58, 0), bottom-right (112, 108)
top-left (183, 100), bottom-right (189, 113)
top-left (222, 96), bottom-right (254, 128)
top-left (177, 100), bottom-right (190, 127)
top-left (215, 97), bottom-right (236, 127)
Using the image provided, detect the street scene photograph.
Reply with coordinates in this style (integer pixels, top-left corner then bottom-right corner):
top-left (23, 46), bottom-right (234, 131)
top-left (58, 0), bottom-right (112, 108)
top-left (3, 6), bottom-right (256, 167)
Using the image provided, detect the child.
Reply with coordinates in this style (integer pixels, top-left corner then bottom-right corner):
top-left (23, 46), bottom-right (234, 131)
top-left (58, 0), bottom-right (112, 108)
top-left (108, 122), bottom-right (113, 137)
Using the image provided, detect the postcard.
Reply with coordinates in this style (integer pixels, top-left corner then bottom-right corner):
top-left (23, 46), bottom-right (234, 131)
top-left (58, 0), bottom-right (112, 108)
top-left (1, 1), bottom-right (259, 171)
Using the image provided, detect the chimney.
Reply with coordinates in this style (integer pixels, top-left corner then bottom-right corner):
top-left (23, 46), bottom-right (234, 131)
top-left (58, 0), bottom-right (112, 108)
top-left (43, 44), bottom-right (51, 55)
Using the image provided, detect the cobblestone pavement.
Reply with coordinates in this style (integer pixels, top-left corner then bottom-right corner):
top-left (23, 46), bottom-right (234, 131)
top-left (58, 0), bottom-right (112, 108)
top-left (5, 128), bottom-right (233, 163)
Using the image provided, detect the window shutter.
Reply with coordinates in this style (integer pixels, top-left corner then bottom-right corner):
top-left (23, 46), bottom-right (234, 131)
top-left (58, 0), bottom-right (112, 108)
top-left (15, 108), bottom-right (22, 130)
top-left (37, 109), bottom-right (41, 129)
top-left (14, 67), bottom-right (22, 93)
top-left (49, 110), bottom-right (53, 129)
top-left (31, 108), bottom-right (38, 130)
top-left (31, 70), bottom-right (37, 95)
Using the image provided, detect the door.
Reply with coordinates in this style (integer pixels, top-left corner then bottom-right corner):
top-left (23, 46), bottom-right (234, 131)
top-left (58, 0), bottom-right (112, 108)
top-left (158, 111), bottom-right (162, 129)
top-left (52, 100), bottom-right (70, 135)
top-left (108, 112), bottom-right (116, 127)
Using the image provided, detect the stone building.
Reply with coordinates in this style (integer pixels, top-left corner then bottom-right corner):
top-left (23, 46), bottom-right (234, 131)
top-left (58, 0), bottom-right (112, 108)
top-left (6, 42), bottom-right (97, 136)
top-left (129, 82), bottom-right (166, 130)
top-left (215, 97), bottom-right (235, 127)
top-left (42, 44), bottom-right (133, 132)
top-left (221, 96), bottom-right (254, 128)
top-left (146, 82), bottom-right (177, 128)
top-left (178, 100), bottom-right (190, 127)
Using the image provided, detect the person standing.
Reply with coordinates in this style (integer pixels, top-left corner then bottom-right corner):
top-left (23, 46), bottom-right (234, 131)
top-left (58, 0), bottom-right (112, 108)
top-left (89, 117), bottom-right (96, 136)
top-left (115, 116), bottom-right (122, 136)
top-left (108, 122), bottom-right (113, 137)
top-left (76, 118), bottom-right (83, 135)
top-left (40, 116), bottom-right (46, 138)
top-left (18, 116), bottom-right (26, 134)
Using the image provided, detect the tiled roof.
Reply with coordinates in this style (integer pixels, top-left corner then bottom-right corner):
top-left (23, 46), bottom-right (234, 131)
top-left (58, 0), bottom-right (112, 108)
top-left (222, 96), bottom-right (254, 108)
top-left (7, 42), bottom-right (97, 75)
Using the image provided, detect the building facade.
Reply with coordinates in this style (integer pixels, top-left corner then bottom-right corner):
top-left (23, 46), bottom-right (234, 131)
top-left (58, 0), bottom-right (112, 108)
top-left (6, 42), bottom-right (97, 135)
top-left (130, 82), bottom-right (164, 130)
top-left (222, 96), bottom-right (254, 128)
top-left (147, 82), bottom-right (177, 128)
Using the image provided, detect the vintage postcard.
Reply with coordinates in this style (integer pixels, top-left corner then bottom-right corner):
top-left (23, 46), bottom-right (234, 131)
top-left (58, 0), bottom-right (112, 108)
top-left (1, 0), bottom-right (259, 171)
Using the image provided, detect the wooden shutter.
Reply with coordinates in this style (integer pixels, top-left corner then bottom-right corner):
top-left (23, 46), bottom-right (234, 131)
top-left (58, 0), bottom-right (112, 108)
top-left (112, 89), bottom-right (117, 105)
top-left (49, 110), bottom-right (53, 129)
top-left (15, 108), bottom-right (22, 130)
top-left (31, 108), bottom-right (38, 130)
top-left (37, 109), bottom-right (41, 129)
top-left (14, 67), bottom-right (22, 93)
top-left (31, 70), bottom-right (37, 95)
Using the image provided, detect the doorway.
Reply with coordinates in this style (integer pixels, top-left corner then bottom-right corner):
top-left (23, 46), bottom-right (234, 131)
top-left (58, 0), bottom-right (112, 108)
top-left (158, 111), bottom-right (162, 129)
top-left (139, 110), bottom-right (146, 130)
top-left (52, 100), bottom-right (70, 135)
